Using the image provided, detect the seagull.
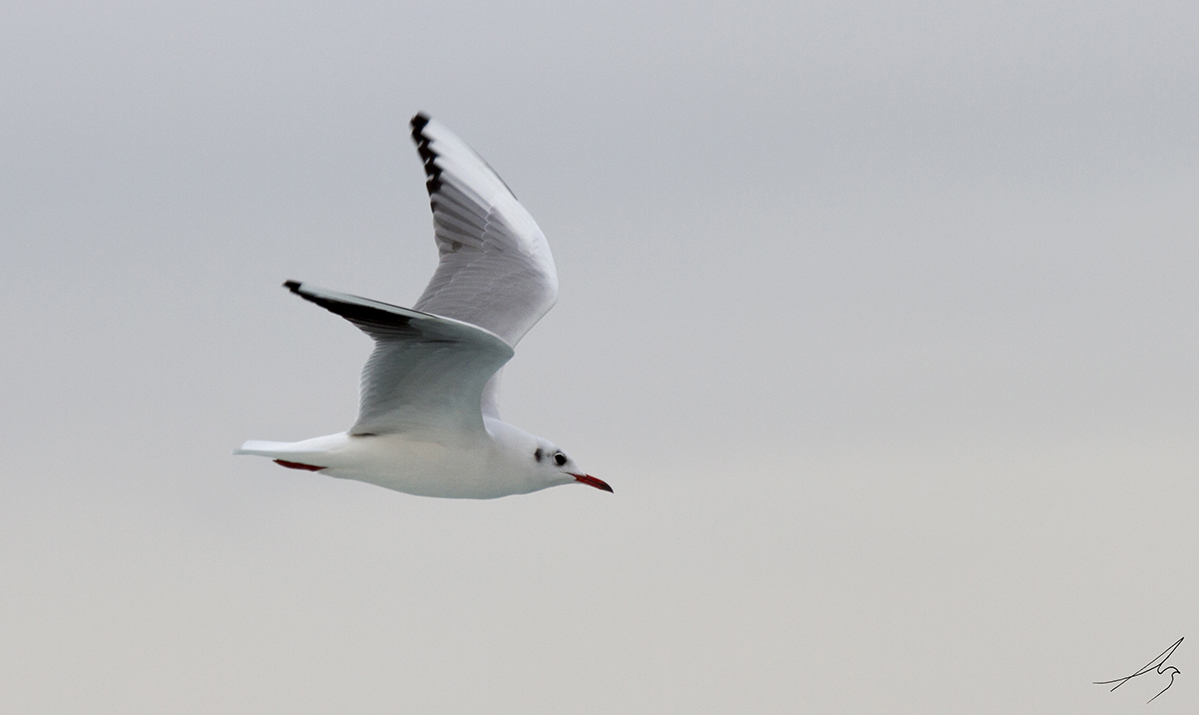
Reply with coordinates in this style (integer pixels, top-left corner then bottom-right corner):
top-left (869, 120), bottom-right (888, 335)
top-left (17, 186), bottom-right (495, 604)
top-left (235, 113), bottom-right (611, 499)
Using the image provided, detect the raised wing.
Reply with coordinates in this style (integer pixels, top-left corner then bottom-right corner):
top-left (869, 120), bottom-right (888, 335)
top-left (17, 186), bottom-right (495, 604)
top-left (284, 281), bottom-right (513, 436)
top-left (409, 113), bottom-right (558, 348)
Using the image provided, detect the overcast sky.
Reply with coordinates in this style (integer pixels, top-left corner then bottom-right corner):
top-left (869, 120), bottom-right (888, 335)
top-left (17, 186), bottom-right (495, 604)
top-left (3, 1), bottom-right (1198, 712)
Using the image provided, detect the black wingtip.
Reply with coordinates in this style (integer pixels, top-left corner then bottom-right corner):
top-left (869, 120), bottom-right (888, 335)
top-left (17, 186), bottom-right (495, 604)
top-left (409, 113), bottom-right (442, 197)
top-left (283, 280), bottom-right (302, 292)
top-left (406, 112), bottom-right (513, 200)
top-left (410, 112), bottom-right (430, 138)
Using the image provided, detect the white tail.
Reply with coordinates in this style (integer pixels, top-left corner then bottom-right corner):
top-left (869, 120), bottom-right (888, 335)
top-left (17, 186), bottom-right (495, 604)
top-left (234, 440), bottom-right (307, 457)
top-left (234, 433), bottom-right (349, 459)
top-left (234, 434), bottom-right (352, 473)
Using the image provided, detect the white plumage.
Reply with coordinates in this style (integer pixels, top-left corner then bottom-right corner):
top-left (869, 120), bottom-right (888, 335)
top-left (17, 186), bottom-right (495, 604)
top-left (235, 114), bottom-right (610, 499)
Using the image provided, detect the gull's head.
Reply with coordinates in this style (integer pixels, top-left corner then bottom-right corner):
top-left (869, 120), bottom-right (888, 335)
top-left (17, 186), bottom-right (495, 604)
top-left (531, 440), bottom-right (612, 493)
top-left (489, 420), bottom-right (612, 495)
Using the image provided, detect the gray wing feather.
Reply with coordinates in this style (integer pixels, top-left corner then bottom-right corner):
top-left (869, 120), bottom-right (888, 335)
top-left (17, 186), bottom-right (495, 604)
top-left (284, 281), bottom-right (513, 436)
top-left (409, 114), bottom-right (558, 417)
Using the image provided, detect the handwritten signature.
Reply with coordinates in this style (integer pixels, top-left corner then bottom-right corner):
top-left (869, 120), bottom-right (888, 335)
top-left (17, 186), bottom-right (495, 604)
top-left (1095, 637), bottom-right (1183, 704)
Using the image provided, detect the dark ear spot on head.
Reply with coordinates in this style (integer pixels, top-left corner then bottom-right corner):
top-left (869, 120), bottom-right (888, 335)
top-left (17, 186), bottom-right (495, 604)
top-left (534, 448), bottom-right (543, 462)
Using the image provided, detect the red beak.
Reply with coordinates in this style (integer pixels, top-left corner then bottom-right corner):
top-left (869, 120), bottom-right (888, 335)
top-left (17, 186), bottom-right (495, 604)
top-left (571, 473), bottom-right (613, 493)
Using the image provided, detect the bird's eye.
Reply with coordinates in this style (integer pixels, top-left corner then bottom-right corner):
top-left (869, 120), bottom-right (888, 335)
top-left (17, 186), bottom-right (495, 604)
top-left (554, 452), bottom-right (567, 466)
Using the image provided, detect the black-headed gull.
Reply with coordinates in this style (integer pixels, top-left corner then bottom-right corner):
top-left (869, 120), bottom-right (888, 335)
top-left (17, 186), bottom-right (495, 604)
top-left (236, 114), bottom-right (611, 499)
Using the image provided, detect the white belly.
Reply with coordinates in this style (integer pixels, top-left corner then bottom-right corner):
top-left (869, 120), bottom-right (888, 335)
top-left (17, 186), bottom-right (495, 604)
top-left (317, 432), bottom-right (537, 499)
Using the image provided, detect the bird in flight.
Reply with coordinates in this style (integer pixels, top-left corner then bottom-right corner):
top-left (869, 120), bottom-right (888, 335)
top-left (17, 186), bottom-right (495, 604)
top-left (236, 114), bottom-right (610, 499)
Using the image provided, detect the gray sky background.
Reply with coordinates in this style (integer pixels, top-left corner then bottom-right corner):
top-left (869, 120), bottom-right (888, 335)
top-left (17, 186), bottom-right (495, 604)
top-left (3, 0), bottom-right (1198, 712)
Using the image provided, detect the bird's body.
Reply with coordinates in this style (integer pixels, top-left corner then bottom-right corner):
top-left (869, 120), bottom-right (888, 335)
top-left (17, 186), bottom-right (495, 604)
top-left (239, 419), bottom-right (565, 499)
top-left (235, 114), bottom-right (610, 499)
